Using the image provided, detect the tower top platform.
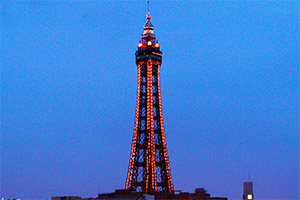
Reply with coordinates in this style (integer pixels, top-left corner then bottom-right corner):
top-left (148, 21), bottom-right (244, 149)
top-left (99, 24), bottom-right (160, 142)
top-left (136, 12), bottom-right (161, 62)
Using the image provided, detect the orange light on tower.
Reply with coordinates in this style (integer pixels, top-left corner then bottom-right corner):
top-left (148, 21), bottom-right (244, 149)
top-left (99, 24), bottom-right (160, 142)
top-left (138, 43), bottom-right (143, 48)
top-left (147, 41), bottom-right (152, 46)
top-left (154, 43), bottom-right (160, 48)
top-left (125, 64), bottom-right (142, 189)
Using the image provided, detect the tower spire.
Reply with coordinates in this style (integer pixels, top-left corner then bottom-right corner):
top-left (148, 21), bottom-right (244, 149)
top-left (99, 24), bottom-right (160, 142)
top-left (143, 11), bottom-right (154, 36)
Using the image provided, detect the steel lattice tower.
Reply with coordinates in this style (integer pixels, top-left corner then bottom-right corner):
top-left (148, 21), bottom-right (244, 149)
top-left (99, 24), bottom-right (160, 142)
top-left (125, 12), bottom-right (174, 193)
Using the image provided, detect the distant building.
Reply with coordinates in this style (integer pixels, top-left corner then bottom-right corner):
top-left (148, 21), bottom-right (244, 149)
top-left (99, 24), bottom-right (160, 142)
top-left (189, 188), bottom-right (227, 200)
top-left (243, 182), bottom-right (254, 200)
top-left (52, 196), bottom-right (93, 200)
top-left (96, 189), bottom-right (154, 200)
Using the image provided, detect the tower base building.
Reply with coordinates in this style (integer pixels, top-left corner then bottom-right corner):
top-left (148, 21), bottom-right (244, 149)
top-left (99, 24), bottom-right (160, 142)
top-left (96, 188), bottom-right (227, 200)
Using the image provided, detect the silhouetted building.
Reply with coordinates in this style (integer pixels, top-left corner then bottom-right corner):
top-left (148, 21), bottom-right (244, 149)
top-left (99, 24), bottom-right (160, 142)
top-left (96, 188), bottom-right (227, 200)
top-left (189, 188), bottom-right (227, 200)
top-left (52, 196), bottom-right (93, 200)
top-left (96, 189), bottom-right (154, 200)
top-left (243, 181), bottom-right (254, 200)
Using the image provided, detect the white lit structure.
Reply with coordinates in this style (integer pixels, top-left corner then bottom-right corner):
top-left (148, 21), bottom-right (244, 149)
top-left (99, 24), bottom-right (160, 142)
top-left (243, 181), bottom-right (254, 200)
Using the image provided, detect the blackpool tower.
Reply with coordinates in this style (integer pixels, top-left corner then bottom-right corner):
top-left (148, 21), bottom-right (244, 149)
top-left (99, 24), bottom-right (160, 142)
top-left (125, 12), bottom-right (174, 193)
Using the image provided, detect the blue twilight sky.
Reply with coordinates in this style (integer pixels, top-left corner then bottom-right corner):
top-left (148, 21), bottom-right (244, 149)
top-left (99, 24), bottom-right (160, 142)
top-left (1, 1), bottom-right (299, 200)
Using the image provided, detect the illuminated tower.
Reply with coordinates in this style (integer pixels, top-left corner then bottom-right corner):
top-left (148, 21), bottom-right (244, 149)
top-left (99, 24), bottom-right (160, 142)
top-left (125, 12), bottom-right (174, 193)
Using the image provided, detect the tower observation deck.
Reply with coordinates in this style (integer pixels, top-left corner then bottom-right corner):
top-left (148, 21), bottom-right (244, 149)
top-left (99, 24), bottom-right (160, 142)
top-left (125, 12), bottom-right (174, 193)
